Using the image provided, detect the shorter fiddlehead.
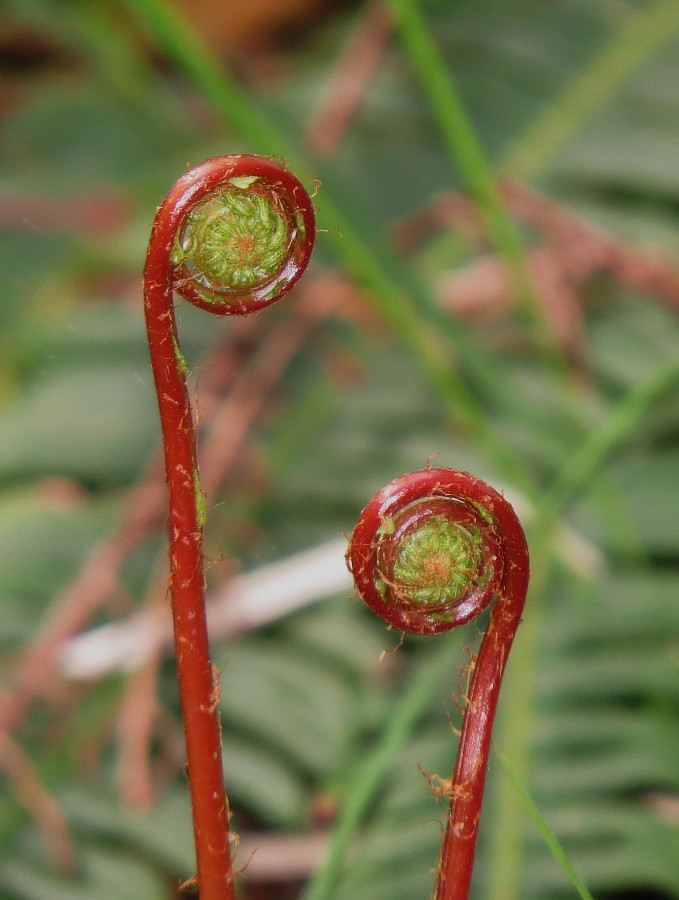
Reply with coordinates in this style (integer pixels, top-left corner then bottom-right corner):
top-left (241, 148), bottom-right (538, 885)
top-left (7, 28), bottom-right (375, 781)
top-left (347, 467), bottom-right (529, 900)
top-left (143, 155), bottom-right (314, 899)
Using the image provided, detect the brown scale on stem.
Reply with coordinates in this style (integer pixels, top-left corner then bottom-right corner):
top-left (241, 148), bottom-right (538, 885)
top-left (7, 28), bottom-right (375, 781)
top-left (347, 468), bottom-right (529, 899)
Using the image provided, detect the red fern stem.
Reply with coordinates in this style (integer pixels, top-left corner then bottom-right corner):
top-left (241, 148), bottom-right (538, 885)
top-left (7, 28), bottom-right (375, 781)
top-left (347, 467), bottom-right (529, 899)
top-left (143, 155), bottom-right (315, 898)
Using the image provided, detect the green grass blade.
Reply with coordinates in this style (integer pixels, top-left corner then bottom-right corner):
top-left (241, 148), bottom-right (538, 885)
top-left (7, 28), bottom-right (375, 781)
top-left (503, 0), bottom-right (679, 179)
top-left (384, 0), bottom-right (559, 359)
top-left (542, 357), bottom-right (679, 524)
top-left (492, 743), bottom-right (594, 900)
top-left (300, 638), bottom-right (453, 900)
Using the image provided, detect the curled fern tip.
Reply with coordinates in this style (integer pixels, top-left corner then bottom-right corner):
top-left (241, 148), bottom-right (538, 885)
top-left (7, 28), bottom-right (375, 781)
top-left (347, 468), bottom-right (522, 634)
top-left (148, 154), bottom-right (315, 317)
top-left (347, 467), bottom-right (530, 899)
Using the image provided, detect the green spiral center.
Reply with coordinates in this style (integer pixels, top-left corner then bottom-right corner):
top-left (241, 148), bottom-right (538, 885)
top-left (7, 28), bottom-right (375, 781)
top-left (173, 181), bottom-right (291, 292)
top-left (391, 515), bottom-right (485, 608)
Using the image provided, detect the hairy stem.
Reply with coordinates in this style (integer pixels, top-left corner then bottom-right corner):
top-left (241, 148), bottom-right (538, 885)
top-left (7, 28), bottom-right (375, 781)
top-left (347, 468), bottom-right (529, 899)
top-left (143, 154), bottom-right (314, 897)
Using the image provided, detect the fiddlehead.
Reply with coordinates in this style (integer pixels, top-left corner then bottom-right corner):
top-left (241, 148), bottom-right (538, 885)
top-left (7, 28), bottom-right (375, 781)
top-left (347, 467), bottom-right (529, 900)
top-left (143, 155), bottom-right (314, 899)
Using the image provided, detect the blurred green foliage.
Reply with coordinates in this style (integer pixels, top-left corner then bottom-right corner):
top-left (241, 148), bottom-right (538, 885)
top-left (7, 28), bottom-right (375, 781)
top-left (1, 1), bottom-right (679, 898)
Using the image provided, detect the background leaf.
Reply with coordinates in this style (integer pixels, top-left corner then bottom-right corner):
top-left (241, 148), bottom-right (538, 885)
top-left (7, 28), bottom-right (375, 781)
top-left (1, 1), bottom-right (678, 898)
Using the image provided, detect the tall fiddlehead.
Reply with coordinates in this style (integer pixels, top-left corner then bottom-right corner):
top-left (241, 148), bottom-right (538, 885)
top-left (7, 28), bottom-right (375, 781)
top-left (347, 467), bottom-right (529, 899)
top-left (143, 155), bottom-right (315, 898)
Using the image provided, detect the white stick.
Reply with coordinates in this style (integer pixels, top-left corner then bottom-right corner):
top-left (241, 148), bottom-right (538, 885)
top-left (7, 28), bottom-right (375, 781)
top-left (59, 537), bottom-right (351, 680)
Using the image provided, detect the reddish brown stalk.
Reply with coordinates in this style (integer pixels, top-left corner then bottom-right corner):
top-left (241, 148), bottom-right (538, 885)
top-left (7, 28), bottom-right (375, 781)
top-left (0, 732), bottom-right (75, 872)
top-left (306, 0), bottom-right (393, 157)
top-left (347, 468), bottom-right (529, 899)
top-left (143, 155), bottom-right (315, 897)
top-left (117, 294), bottom-right (329, 807)
top-left (116, 555), bottom-right (168, 809)
top-left (395, 180), bottom-right (679, 355)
